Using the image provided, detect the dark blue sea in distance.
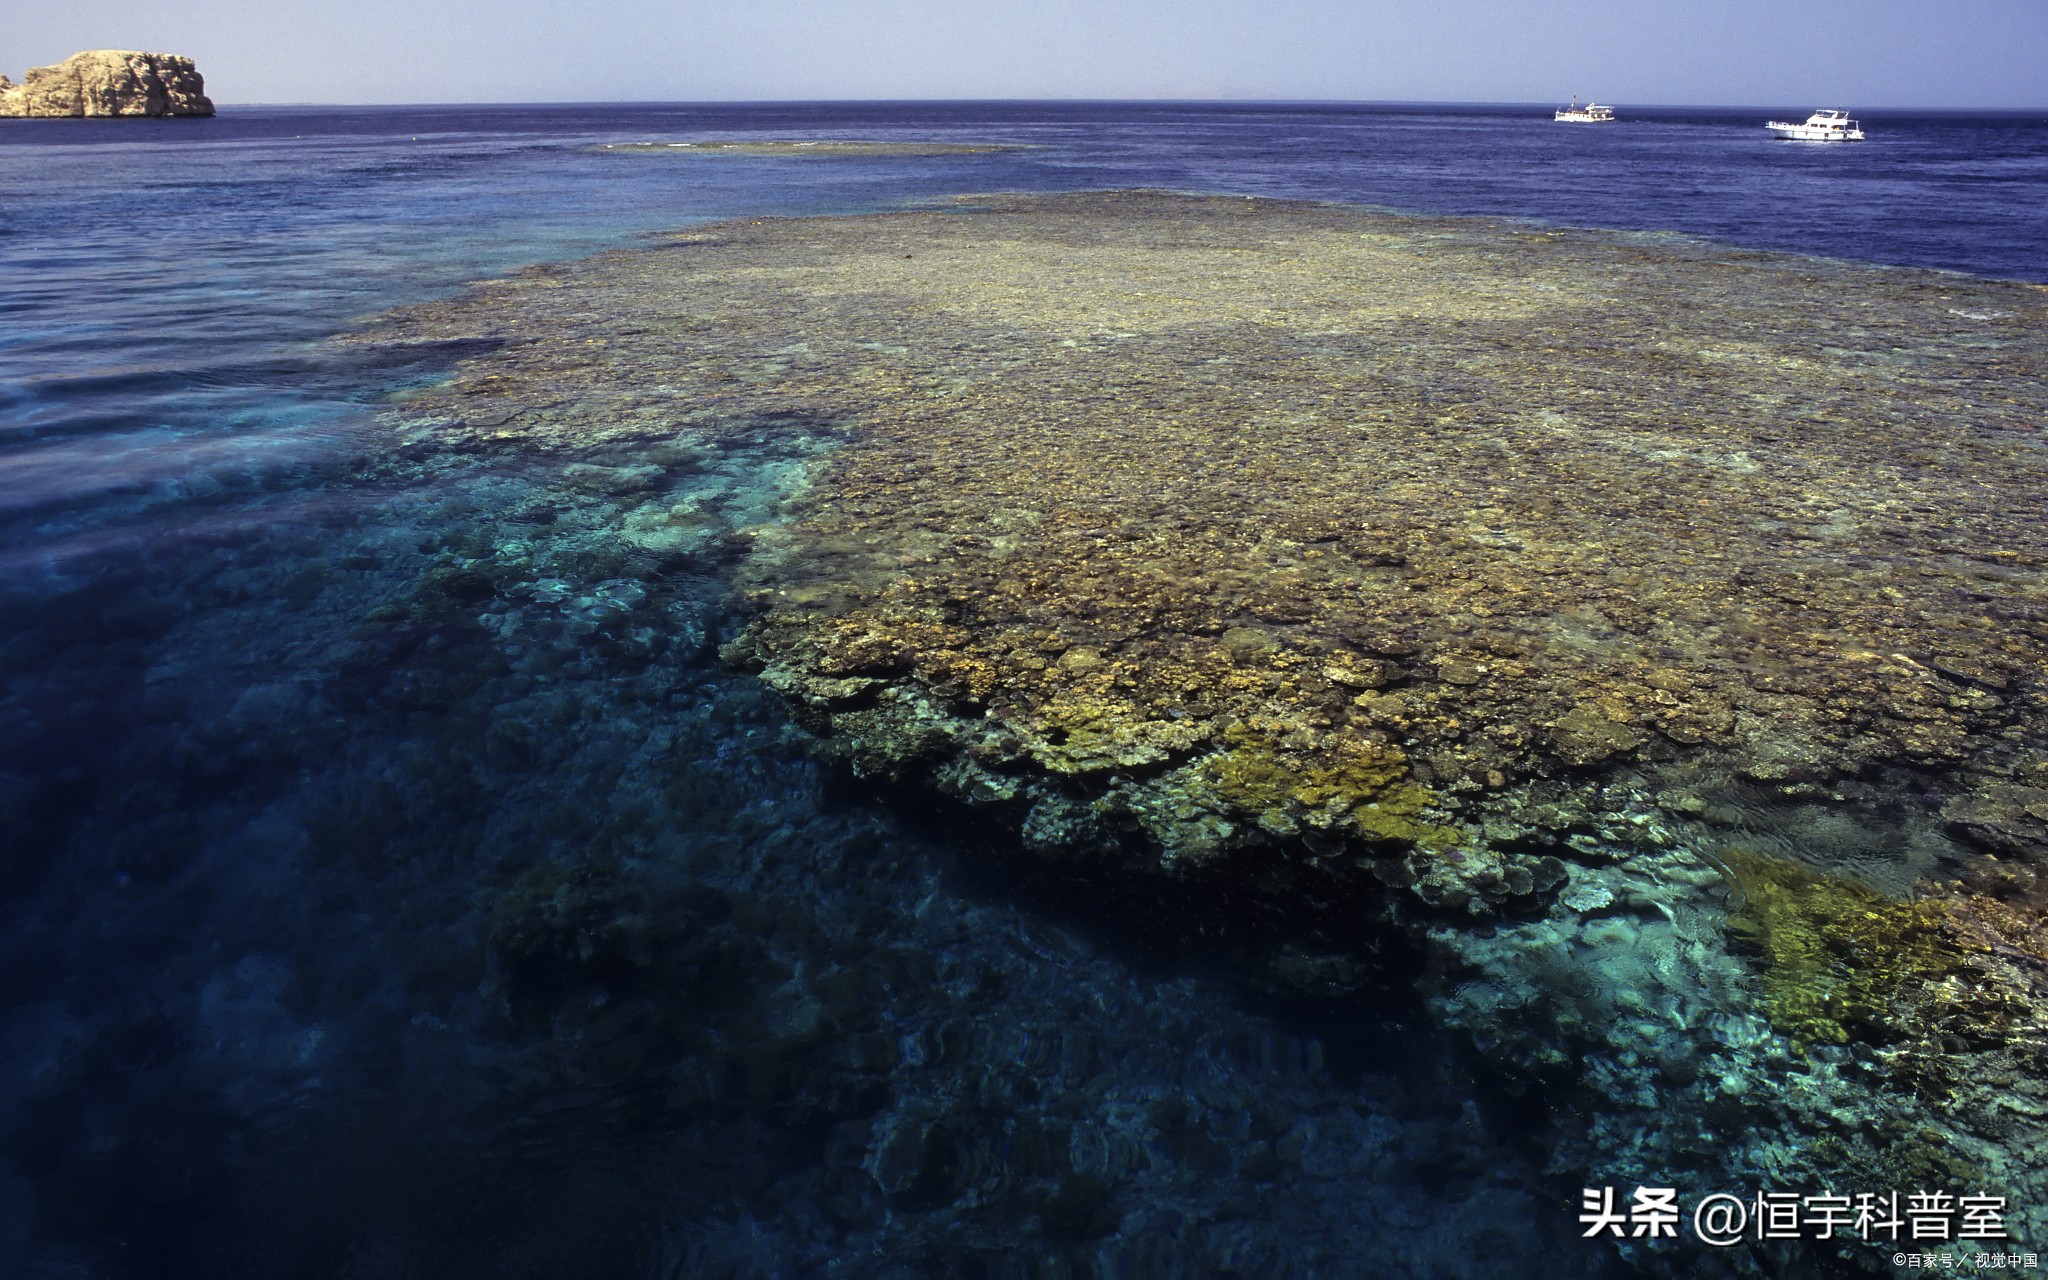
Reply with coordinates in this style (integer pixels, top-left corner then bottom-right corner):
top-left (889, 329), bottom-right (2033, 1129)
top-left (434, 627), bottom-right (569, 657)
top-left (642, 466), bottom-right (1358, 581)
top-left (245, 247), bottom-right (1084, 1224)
top-left (0, 101), bottom-right (2043, 1279)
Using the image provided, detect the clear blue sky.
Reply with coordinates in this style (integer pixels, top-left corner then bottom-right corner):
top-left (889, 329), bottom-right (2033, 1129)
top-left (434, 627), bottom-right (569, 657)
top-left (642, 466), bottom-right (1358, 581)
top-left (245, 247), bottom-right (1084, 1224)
top-left (12, 0), bottom-right (2048, 107)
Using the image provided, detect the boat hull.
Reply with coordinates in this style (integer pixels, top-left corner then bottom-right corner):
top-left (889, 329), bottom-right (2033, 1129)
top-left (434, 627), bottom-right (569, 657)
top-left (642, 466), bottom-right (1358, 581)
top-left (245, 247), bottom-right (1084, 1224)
top-left (1766, 124), bottom-right (1864, 141)
top-left (1553, 101), bottom-right (1615, 123)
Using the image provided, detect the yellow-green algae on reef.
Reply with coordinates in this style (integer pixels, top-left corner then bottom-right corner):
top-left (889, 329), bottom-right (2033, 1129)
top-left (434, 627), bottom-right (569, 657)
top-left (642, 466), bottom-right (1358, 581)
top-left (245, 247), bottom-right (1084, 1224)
top-left (1713, 849), bottom-right (2040, 1046)
top-left (1710, 846), bottom-right (2048, 1108)
top-left (348, 190), bottom-right (2048, 878)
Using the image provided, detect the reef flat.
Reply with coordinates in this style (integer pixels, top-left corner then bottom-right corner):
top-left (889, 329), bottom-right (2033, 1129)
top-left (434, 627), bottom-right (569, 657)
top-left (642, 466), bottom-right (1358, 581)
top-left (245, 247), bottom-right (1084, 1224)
top-left (353, 190), bottom-right (2048, 1264)
top-left (596, 139), bottom-right (1027, 157)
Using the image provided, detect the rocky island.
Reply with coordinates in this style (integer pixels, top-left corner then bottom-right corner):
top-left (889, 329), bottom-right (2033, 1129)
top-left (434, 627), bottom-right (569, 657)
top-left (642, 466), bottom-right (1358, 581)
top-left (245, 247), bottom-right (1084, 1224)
top-left (351, 190), bottom-right (2048, 1267)
top-left (0, 50), bottom-right (213, 118)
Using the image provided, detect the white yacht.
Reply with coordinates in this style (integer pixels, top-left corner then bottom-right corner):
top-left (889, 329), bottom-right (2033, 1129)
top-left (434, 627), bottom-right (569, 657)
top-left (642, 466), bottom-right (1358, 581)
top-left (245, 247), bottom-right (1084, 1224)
top-left (1554, 98), bottom-right (1616, 123)
top-left (1766, 109), bottom-right (1864, 141)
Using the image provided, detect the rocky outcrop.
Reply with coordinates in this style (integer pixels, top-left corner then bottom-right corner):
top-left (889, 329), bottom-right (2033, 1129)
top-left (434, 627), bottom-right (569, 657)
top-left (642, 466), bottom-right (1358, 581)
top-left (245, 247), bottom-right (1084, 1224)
top-left (0, 50), bottom-right (213, 118)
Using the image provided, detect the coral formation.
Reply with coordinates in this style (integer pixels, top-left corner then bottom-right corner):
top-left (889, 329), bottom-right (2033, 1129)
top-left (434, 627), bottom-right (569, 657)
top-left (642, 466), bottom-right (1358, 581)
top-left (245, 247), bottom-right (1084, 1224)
top-left (352, 190), bottom-right (2048, 877)
top-left (1707, 846), bottom-right (2048, 1092)
top-left (489, 858), bottom-right (661, 1000)
top-left (345, 191), bottom-right (2048, 1263)
top-left (1710, 846), bottom-right (1958, 1049)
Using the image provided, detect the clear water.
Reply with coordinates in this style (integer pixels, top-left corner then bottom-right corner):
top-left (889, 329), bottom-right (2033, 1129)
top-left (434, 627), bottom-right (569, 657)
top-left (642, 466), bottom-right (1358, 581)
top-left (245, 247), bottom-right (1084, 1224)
top-left (2, 102), bottom-right (2043, 1278)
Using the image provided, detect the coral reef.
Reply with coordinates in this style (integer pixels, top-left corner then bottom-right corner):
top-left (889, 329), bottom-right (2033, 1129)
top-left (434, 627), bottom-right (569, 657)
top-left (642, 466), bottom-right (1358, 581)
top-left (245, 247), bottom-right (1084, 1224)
top-left (1704, 846), bottom-right (2048, 1097)
top-left (343, 191), bottom-right (2048, 1265)
top-left (353, 190), bottom-right (2048, 875)
top-left (1, 374), bottom-right (1637, 1276)
top-left (1710, 846), bottom-right (1959, 1049)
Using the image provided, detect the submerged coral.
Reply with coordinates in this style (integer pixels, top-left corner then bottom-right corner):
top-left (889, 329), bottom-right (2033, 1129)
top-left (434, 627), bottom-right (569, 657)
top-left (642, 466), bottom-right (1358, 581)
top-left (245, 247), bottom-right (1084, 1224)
top-left (346, 190), bottom-right (2048, 1265)
top-left (1709, 846), bottom-right (1958, 1049)
top-left (352, 193), bottom-right (2048, 882)
top-left (1707, 846), bottom-right (2048, 1088)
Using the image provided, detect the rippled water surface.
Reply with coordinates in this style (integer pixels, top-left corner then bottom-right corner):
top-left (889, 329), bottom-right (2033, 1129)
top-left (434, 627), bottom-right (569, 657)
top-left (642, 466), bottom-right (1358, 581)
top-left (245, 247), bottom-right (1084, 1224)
top-left (2, 102), bottom-right (2044, 1278)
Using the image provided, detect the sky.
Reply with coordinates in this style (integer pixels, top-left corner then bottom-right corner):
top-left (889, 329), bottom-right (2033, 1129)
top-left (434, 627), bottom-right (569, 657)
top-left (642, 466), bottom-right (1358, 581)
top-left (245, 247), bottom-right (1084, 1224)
top-left (9, 0), bottom-right (2048, 108)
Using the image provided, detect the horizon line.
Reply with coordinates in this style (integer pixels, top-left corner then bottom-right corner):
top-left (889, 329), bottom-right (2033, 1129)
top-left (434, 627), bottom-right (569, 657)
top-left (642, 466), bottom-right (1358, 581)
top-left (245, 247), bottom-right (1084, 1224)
top-left (198, 96), bottom-right (2048, 114)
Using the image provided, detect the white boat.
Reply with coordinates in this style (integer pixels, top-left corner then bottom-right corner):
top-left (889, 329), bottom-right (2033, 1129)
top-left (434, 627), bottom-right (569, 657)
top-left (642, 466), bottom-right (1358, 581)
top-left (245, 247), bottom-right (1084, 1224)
top-left (1554, 98), bottom-right (1615, 123)
top-left (1766, 108), bottom-right (1864, 141)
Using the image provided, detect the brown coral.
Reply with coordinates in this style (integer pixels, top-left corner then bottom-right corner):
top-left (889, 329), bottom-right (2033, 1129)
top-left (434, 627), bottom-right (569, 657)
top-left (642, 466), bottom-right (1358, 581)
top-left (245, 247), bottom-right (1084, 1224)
top-left (350, 191), bottom-right (2048, 874)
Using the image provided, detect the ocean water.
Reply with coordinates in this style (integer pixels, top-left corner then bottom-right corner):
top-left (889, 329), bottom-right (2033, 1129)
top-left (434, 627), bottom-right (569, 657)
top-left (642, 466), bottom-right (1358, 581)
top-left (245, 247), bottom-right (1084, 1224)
top-left (1, 101), bottom-right (2044, 1279)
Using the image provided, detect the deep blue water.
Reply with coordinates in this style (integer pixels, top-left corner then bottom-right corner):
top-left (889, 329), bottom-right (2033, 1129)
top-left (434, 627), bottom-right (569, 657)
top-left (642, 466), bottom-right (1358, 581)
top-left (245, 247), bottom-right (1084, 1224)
top-left (1, 102), bottom-right (2044, 1278)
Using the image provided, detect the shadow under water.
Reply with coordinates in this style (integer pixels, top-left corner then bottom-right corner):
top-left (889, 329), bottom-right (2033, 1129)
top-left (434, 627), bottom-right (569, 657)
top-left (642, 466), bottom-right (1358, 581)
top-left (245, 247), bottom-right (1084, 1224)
top-left (0, 342), bottom-right (1630, 1278)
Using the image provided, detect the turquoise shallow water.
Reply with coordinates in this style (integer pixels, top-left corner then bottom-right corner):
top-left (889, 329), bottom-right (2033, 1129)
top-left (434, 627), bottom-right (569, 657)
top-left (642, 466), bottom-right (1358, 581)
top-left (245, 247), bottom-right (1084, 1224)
top-left (3, 102), bottom-right (2045, 1278)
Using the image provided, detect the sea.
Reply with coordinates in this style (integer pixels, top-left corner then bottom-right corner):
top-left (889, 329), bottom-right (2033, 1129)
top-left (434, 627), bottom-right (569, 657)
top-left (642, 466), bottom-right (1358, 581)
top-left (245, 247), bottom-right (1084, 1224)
top-left (1, 101), bottom-right (2044, 1279)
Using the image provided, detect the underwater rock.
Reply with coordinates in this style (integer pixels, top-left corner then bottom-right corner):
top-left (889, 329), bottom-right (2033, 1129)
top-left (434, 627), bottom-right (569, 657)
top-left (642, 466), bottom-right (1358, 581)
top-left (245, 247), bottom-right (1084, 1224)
top-left (488, 859), bottom-right (663, 998)
top-left (0, 50), bottom-right (214, 117)
top-left (560, 462), bottom-right (663, 495)
top-left (1942, 784), bottom-right (2048, 857)
top-left (1549, 704), bottom-right (1647, 767)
